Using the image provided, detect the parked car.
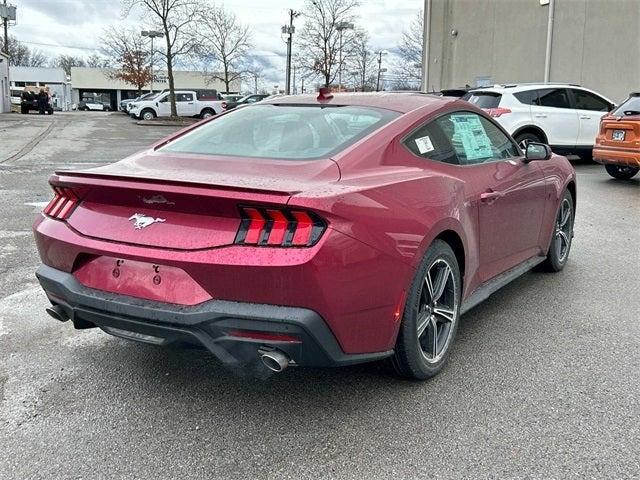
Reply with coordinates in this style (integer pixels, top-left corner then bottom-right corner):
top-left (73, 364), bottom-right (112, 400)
top-left (222, 94), bottom-right (244, 103)
top-left (19, 88), bottom-right (54, 115)
top-left (222, 93), bottom-right (270, 110)
top-left (463, 83), bottom-right (615, 159)
top-left (128, 90), bottom-right (224, 120)
top-left (120, 92), bottom-right (158, 113)
top-left (593, 92), bottom-right (640, 180)
top-left (78, 100), bottom-right (111, 111)
top-left (33, 91), bottom-right (576, 380)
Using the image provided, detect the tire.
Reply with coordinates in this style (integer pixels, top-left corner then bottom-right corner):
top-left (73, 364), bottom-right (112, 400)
top-left (141, 109), bottom-right (156, 121)
top-left (605, 164), bottom-right (639, 180)
top-left (541, 189), bottom-right (574, 272)
top-left (200, 108), bottom-right (215, 118)
top-left (391, 240), bottom-right (462, 380)
top-left (514, 131), bottom-right (543, 152)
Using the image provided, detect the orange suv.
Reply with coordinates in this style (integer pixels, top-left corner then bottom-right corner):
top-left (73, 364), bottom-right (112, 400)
top-left (593, 93), bottom-right (640, 180)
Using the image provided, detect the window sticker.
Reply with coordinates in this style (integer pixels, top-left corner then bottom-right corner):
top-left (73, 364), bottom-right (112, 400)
top-left (414, 135), bottom-right (435, 154)
top-left (449, 114), bottom-right (493, 160)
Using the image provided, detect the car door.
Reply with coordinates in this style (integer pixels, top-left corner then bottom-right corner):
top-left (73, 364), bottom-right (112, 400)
top-left (569, 88), bottom-right (613, 147)
top-left (156, 94), bottom-right (171, 117)
top-left (176, 93), bottom-right (196, 117)
top-left (531, 88), bottom-right (579, 148)
top-left (434, 111), bottom-right (547, 282)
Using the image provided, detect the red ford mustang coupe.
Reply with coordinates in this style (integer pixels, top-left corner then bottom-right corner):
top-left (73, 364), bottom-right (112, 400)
top-left (33, 91), bottom-right (576, 379)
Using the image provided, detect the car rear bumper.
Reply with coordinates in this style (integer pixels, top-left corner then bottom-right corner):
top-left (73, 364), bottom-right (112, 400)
top-left (36, 264), bottom-right (393, 368)
top-left (593, 146), bottom-right (640, 167)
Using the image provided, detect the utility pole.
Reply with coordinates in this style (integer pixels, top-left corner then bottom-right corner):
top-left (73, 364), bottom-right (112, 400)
top-left (543, 0), bottom-right (555, 83)
top-left (2, 1), bottom-right (7, 56)
top-left (282, 9), bottom-right (300, 95)
top-left (375, 50), bottom-right (387, 92)
top-left (1, 0), bottom-right (16, 56)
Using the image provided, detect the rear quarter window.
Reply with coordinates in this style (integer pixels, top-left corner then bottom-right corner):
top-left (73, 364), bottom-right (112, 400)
top-left (513, 90), bottom-right (538, 105)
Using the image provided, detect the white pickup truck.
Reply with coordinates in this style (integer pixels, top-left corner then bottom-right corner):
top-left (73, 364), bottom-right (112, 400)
top-left (128, 90), bottom-right (224, 120)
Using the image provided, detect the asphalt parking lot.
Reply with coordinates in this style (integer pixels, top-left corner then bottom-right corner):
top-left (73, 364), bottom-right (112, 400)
top-left (0, 112), bottom-right (638, 479)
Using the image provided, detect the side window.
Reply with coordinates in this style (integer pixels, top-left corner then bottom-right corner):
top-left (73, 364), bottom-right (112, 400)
top-left (435, 112), bottom-right (519, 165)
top-left (513, 90), bottom-right (538, 105)
top-left (403, 121), bottom-right (460, 165)
top-left (536, 88), bottom-right (571, 109)
top-left (176, 93), bottom-right (193, 102)
top-left (571, 89), bottom-right (610, 112)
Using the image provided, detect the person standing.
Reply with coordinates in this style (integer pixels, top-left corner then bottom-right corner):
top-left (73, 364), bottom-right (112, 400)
top-left (37, 88), bottom-right (48, 115)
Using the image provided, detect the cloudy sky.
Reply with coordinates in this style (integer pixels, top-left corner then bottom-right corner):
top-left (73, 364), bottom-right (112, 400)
top-left (8, 0), bottom-right (422, 91)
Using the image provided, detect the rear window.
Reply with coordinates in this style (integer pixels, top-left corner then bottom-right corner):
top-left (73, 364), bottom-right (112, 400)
top-left (612, 95), bottom-right (640, 116)
top-left (161, 105), bottom-right (399, 160)
top-left (462, 92), bottom-right (502, 109)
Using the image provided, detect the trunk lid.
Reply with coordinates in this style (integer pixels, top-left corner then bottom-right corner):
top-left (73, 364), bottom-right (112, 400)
top-left (598, 115), bottom-right (640, 149)
top-left (55, 151), bottom-right (339, 250)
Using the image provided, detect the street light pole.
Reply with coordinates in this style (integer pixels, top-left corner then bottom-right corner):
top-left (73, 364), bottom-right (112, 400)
top-left (335, 22), bottom-right (354, 92)
top-left (142, 30), bottom-right (164, 93)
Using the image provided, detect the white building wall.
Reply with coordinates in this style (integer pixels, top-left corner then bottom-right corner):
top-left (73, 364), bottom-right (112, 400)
top-left (0, 53), bottom-right (10, 114)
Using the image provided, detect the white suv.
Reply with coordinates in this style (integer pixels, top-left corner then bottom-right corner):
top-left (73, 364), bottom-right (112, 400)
top-left (462, 83), bottom-right (615, 159)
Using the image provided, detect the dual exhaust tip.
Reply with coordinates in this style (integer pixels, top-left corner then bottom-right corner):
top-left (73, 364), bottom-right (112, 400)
top-left (259, 349), bottom-right (290, 373)
top-left (45, 305), bottom-right (69, 322)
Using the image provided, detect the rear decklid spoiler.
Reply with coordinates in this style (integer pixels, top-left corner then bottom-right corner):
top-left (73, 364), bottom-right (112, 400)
top-left (48, 151), bottom-right (340, 251)
top-left (57, 150), bottom-right (341, 197)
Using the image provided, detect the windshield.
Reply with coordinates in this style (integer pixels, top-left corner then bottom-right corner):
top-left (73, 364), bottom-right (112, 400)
top-left (612, 95), bottom-right (640, 116)
top-left (161, 104), bottom-right (399, 160)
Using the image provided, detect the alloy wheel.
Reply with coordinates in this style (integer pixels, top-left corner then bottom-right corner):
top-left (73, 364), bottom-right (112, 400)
top-left (416, 258), bottom-right (458, 364)
top-left (554, 198), bottom-right (572, 262)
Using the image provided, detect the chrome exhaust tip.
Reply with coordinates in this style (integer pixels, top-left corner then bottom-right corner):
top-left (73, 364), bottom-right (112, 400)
top-left (260, 349), bottom-right (290, 373)
top-left (45, 305), bottom-right (69, 322)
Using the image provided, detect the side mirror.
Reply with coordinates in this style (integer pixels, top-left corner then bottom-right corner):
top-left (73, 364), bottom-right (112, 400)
top-left (524, 142), bottom-right (552, 162)
top-left (156, 102), bottom-right (159, 107)
top-left (608, 103), bottom-right (617, 112)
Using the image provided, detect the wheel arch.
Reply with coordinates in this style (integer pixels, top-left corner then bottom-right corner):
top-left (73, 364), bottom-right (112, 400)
top-left (513, 125), bottom-right (548, 144)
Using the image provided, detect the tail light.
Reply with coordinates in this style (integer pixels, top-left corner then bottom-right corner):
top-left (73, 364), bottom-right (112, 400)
top-left (234, 206), bottom-right (326, 247)
top-left (487, 107), bottom-right (512, 117)
top-left (43, 186), bottom-right (83, 220)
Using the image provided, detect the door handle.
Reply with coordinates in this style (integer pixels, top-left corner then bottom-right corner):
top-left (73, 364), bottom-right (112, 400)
top-left (534, 114), bottom-right (547, 118)
top-left (579, 115), bottom-right (591, 119)
top-left (480, 190), bottom-right (503, 204)
top-left (187, 102), bottom-right (194, 104)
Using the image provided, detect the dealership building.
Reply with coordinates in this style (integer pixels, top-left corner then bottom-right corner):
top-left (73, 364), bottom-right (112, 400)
top-left (70, 67), bottom-right (237, 111)
top-left (423, 0), bottom-right (639, 102)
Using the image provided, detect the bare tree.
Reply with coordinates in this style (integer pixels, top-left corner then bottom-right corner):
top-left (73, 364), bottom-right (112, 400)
top-left (295, 0), bottom-right (360, 88)
top-left (347, 29), bottom-right (376, 91)
top-left (101, 27), bottom-right (152, 93)
top-left (195, 4), bottom-right (252, 93)
top-left (29, 49), bottom-right (48, 68)
top-left (0, 35), bottom-right (46, 67)
top-left (123, 0), bottom-right (201, 117)
top-left (395, 10), bottom-right (422, 84)
top-left (86, 53), bottom-right (111, 68)
top-left (52, 55), bottom-right (86, 76)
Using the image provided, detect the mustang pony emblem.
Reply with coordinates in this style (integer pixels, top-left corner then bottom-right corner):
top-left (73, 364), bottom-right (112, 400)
top-left (128, 213), bottom-right (166, 230)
